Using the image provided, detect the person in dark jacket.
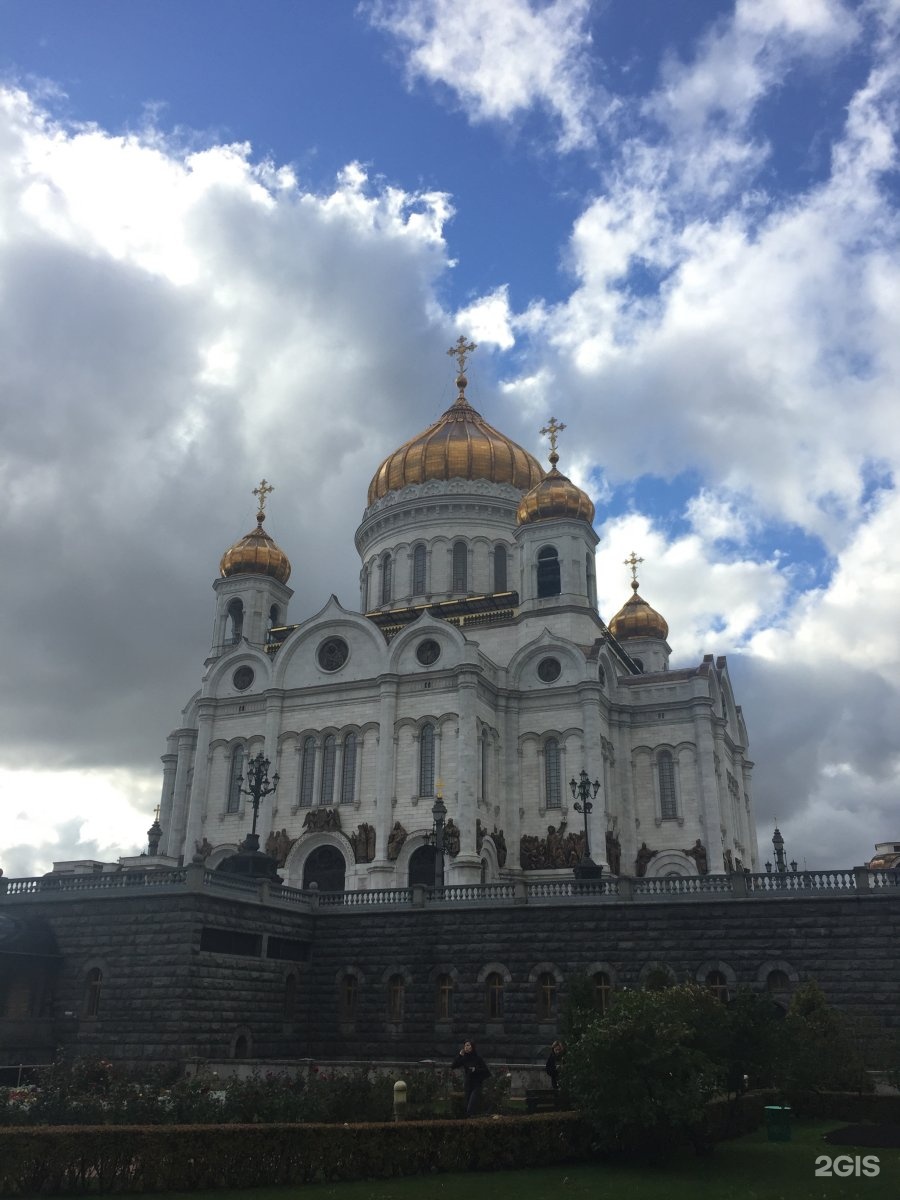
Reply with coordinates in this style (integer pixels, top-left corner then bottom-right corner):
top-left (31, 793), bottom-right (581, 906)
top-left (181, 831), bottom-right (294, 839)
top-left (545, 1039), bottom-right (565, 1091)
top-left (452, 1039), bottom-right (490, 1116)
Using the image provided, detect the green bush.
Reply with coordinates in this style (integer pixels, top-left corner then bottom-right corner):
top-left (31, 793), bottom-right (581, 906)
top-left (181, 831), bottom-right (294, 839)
top-left (775, 981), bottom-right (873, 1104)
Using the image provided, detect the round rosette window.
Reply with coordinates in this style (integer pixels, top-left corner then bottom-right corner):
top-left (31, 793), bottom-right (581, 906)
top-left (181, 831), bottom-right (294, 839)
top-left (416, 638), bottom-right (441, 666)
top-left (317, 637), bottom-right (349, 672)
top-left (537, 656), bottom-right (561, 683)
top-left (232, 666), bottom-right (255, 691)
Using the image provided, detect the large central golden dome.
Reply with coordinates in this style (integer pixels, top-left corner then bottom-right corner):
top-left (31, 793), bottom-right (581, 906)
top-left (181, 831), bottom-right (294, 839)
top-left (367, 373), bottom-right (544, 506)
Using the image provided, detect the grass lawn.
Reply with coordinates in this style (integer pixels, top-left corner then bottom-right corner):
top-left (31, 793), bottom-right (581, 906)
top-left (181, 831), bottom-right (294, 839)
top-left (154, 1120), bottom-right (900, 1200)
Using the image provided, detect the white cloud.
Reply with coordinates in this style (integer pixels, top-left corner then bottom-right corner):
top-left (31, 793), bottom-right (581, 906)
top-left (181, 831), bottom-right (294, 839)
top-left (365, 0), bottom-right (603, 150)
top-left (454, 285), bottom-right (515, 350)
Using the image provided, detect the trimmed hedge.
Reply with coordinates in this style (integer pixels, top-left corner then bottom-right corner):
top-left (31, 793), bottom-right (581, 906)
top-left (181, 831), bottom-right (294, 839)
top-left (0, 1114), bottom-right (595, 1195)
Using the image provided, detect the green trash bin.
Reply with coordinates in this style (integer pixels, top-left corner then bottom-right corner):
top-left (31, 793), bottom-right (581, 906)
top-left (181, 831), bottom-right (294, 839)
top-left (765, 1105), bottom-right (792, 1142)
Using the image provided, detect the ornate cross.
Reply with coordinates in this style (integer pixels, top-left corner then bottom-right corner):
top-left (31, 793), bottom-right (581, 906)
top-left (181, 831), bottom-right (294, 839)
top-left (624, 551), bottom-right (644, 582)
top-left (447, 335), bottom-right (477, 374)
top-left (540, 416), bottom-right (567, 453)
top-left (252, 479), bottom-right (274, 515)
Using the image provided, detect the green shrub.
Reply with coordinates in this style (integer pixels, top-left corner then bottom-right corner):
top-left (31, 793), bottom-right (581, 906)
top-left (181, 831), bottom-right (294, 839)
top-left (775, 981), bottom-right (873, 1104)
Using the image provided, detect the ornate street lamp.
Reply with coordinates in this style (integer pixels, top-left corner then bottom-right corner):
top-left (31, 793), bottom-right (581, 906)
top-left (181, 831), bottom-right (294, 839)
top-left (569, 769), bottom-right (603, 881)
top-left (238, 752), bottom-right (279, 853)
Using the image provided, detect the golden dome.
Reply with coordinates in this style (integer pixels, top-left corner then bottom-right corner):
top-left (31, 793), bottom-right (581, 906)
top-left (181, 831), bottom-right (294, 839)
top-left (516, 465), bottom-right (595, 526)
top-left (609, 580), bottom-right (669, 642)
top-left (367, 372), bottom-right (544, 506)
top-left (220, 480), bottom-right (291, 584)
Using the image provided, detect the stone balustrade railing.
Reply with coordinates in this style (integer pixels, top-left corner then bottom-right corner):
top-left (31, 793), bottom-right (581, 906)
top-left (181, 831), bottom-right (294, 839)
top-left (2, 862), bottom-right (897, 910)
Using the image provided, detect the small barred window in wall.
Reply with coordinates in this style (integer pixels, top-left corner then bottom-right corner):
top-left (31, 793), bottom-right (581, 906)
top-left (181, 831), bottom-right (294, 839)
top-left (593, 971), bottom-right (613, 1014)
top-left (84, 968), bottom-right (102, 1018)
top-left (419, 723), bottom-right (435, 797)
top-left (537, 546), bottom-right (561, 597)
top-left (341, 975), bottom-right (358, 1021)
top-left (320, 735), bottom-right (336, 806)
top-left (658, 751), bottom-right (677, 819)
top-left (299, 737), bottom-right (316, 808)
top-left (227, 746), bottom-right (244, 814)
top-left (452, 541), bottom-right (467, 592)
top-left (381, 553), bottom-right (392, 605)
top-left (545, 738), bottom-right (562, 808)
top-left (413, 544), bottom-right (427, 595)
top-left (436, 973), bottom-right (454, 1020)
top-left (387, 974), bottom-right (405, 1021)
top-left (537, 972), bottom-right (557, 1020)
top-left (485, 972), bottom-right (504, 1019)
top-left (340, 733), bottom-right (357, 804)
top-left (706, 970), bottom-right (729, 1003)
top-left (494, 544), bottom-right (507, 592)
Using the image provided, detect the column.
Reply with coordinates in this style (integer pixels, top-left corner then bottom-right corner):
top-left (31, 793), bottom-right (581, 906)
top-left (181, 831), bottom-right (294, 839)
top-left (579, 685), bottom-right (609, 869)
top-left (693, 707), bottom-right (725, 873)
top-left (369, 677), bottom-right (398, 882)
top-left (164, 728), bottom-right (197, 859)
top-left (451, 666), bottom-right (481, 882)
top-left (264, 692), bottom-right (284, 823)
top-left (183, 702), bottom-right (216, 863)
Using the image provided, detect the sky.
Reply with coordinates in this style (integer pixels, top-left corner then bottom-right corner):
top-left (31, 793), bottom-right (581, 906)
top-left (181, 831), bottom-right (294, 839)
top-left (0, 0), bottom-right (898, 877)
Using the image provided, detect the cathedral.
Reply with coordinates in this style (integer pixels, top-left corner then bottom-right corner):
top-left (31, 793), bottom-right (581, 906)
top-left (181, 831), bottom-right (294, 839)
top-left (159, 339), bottom-right (759, 889)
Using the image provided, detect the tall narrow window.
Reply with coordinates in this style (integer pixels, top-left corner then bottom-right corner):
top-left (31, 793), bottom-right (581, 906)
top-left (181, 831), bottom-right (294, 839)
top-left (586, 553), bottom-right (597, 607)
top-left (537, 546), bottom-right (561, 597)
top-left (298, 737), bottom-right (316, 808)
top-left (387, 974), bottom-right (405, 1021)
top-left (706, 970), bottom-right (729, 1003)
top-left (544, 738), bottom-right (561, 809)
top-left (361, 565), bottom-right (370, 610)
top-left (381, 553), bottom-right (392, 605)
top-left (340, 733), bottom-right (357, 805)
top-left (268, 604), bottom-right (280, 629)
top-left (226, 746), bottom-right (244, 814)
top-left (480, 728), bottom-right (489, 801)
top-left (84, 968), bottom-right (103, 1018)
top-left (419, 723), bottom-right (435, 797)
top-left (493, 545), bottom-right (508, 592)
top-left (320, 735), bottom-right (336, 806)
top-left (658, 750), bottom-right (677, 819)
top-left (485, 972), bottom-right (504, 1019)
top-left (436, 973), bottom-right (454, 1020)
top-left (536, 972), bottom-right (557, 1020)
top-left (452, 541), bottom-right (467, 592)
top-left (226, 599), bottom-right (244, 644)
top-left (412, 544), bottom-right (427, 595)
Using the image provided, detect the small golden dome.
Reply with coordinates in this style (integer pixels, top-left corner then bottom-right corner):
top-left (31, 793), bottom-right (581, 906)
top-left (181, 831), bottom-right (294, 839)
top-left (220, 480), bottom-right (291, 584)
top-left (516, 466), bottom-right (595, 525)
top-left (367, 375), bottom-right (544, 506)
top-left (609, 580), bottom-right (669, 641)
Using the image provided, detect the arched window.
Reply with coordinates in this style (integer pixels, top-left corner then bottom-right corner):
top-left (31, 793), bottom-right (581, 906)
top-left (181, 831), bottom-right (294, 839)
top-left (412, 544), bottom-right (427, 595)
top-left (340, 733), bottom-right (357, 805)
top-left (84, 967), bottom-right (103, 1018)
top-left (436, 973), bottom-right (454, 1020)
top-left (303, 845), bottom-right (346, 892)
top-left (537, 546), bottom-right (561, 597)
top-left (452, 541), bottom-right (467, 592)
top-left (419, 723), bottom-right (435, 797)
top-left (284, 974), bottom-right (298, 1021)
top-left (766, 970), bottom-right (791, 996)
top-left (361, 565), bottom-right (370, 610)
top-left (340, 975), bottom-right (358, 1022)
top-left (658, 751), bottom-right (677, 819)
top-left (593, 971), bottom-right (613, 1014)
top-left (387, 974), bottom-right (405, 1021)
top-left (232, 1033), bottom-right (250, 1059)
top-left (226, 746), bottom-right (244, 814)
top-left (320, 735), bottom-right (336, 806)
top-left (381, 553), bottom-right (393, 605)
top-left (408, 844), bottom-right (437, 888)
top-left (298, 737), bottom-right (316, 808)
top-left (268, 604), bottom-right (280, 629)
top-left (493, 545), bottom-right (508, 592)
top-left (226, 598), bottom-right (244, 644)
top-left (536, 972), bottom-right (557, 1020)
top-left (485, 972), bottom-right (505, 1019)
top-left (544, 738), bottom-right (562, 809)
top-left (480, 727), bottom-right (489, 801)
top-left (706, 970), bottom-right (729, 1003)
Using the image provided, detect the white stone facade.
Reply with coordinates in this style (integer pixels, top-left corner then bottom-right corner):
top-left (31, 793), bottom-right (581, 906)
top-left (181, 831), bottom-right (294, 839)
top-left (160, 456), bottom-right (758, 887)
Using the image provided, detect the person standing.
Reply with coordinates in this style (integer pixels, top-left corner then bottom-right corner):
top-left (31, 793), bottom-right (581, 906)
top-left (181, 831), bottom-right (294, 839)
top-left (545, 1039), bottom-right (565, 1091)
top-left (452, 1039), bottom-right (490, 1117)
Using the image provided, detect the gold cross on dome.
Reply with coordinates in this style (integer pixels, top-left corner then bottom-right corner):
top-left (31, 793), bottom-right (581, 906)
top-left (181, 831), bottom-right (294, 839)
top-left (624, 551), bottom-right (644, 582)
top-left (540, 416), bottom-right (567, 453)
top-left (252, 479), bottom-right (274, 513)
top-left (447, 335), bottom-right (477, 374)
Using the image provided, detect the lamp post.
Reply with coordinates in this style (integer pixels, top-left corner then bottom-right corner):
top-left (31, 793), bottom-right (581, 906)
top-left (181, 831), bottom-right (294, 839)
top-left (238, 752), bottom-right (279, 853)
top-left (569, 769), bottom-right (603, 881)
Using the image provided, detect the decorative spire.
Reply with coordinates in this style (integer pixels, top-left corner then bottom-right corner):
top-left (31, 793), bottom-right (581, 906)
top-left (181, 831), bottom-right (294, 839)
top-left (540, 416), bottom-right (567, 468)
top-left (147, 805), bottom-right (163, 857)
top-left (252, 478), bottom-right (274, 524)
top-left (624, 550), bottom-right (644, 592)
top-left (447, 335), bottom-right (477, 404)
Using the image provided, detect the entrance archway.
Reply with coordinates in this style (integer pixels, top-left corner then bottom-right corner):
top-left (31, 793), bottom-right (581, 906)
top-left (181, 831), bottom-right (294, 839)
top-left (302, 845), bottom-right (346, 892)
top-left (408, 844), bottom-right (437, 887)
